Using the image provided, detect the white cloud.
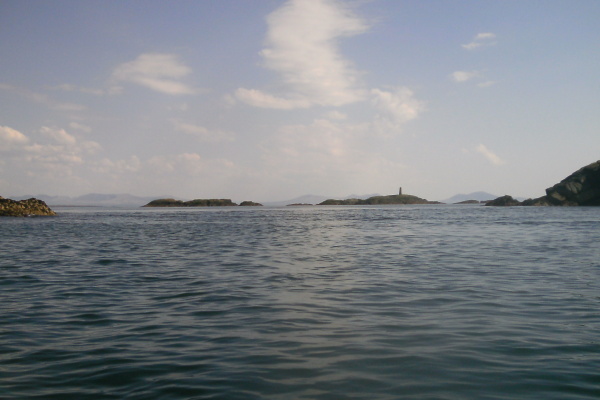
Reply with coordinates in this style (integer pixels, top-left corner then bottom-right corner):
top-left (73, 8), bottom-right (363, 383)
top-left (476, 144), bottom-right (505, 166)
top-left (371, 87), bottom-right (423, 125)
top-left (0, 126), bottom-right (29, 146)
top-left (111, 53), bottom-right (194, 95)
top-left (41, 126), bottom-right (77, 145)
top-left (462, 32), bottom-right (497, 50)
top-left (1, 125), bottom-right (100, 173)
top-left (235, 88), bottom-right (311, 110)
top-left (172, 120), bottom-right (234, 142)
top-left (236, 0), bottom-right (368, 109)
top-left (451, 70), bottom-right (481, 82)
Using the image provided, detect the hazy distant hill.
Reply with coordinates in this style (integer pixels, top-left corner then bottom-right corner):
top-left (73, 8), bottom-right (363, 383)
top-left (13, 193), bottom-right (171, 207)
top-left (441, 192), bottom-right (498, 204)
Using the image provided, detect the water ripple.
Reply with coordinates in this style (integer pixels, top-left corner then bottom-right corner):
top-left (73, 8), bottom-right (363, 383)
top-left (1, 206), bottom-right (599, 399)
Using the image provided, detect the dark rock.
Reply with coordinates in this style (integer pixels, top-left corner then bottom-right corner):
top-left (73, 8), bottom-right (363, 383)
top-left (455, 200), bottom-right (481, 204)
top-left (239, 201), bottom-right (263, 206)
top-left (143, 198), bottom-right (237, 207)
top-left (544, 160), bottom-right (600, 206)
top-left (520, 196), bottom-right (552, 206)
top-left (319, 194), bottom-right (438, 206)
top-left (485, 195), bottom-right (521, 206)
top-left (486, 160), bottom-right (600, 207)
top-left (0, 196), bottom-right (56, 216)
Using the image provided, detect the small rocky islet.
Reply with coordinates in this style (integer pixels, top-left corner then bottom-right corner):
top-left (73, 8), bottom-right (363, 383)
top-left (317, 194), bottom-right (440, 206)
top-left (0, 196), bottom-right (56, 217)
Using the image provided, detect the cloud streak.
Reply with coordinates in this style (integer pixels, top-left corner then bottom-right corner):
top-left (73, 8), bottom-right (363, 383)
top-left (451, 70), bottom-right (481, 83)
top-left (111, 53), bottom-right (194, 95)
top-left (462, 32), bottom-right (496, 50)
top-left (172, 120), bottom-right (234, 142)
top-left (0, 83), bottom-right (86, 111)
top-left (236, 0), bottom-right (368, 109)
top-left (476, 144), bottom-right (505, 166)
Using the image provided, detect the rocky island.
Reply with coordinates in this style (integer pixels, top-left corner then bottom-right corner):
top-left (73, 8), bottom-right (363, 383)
top-left (487, 160), bottom-right (600, 206)
top-left (239, 201), bottom-right (263, 207)
top-left (143, 198), bottom-right (263, 207)
top-left (0, 196), bottom-right (56, 216)
top-left (319, 194), bottom-right (440, 206)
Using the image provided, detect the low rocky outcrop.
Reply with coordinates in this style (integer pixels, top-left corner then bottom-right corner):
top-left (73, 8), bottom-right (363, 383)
top-left (486, 160), bottom-right (600, 206)
top-left (239, 201), bottom-right (263, 206)
top-left (143, 198), bottom-right (238, 207)
top-left (485, 195), bottom-right (521, 207)
top-left (455, 200), bottom-right (482, 204)
top-left (0, 196), bottom-right (56, 216)
top-left (319, 194), bottom-right (440, 206)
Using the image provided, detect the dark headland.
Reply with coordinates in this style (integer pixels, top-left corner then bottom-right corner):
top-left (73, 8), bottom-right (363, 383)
top-left (0, 196), bottom-right (56, 217)
top-left (487, 160), bottom-right (600, 206)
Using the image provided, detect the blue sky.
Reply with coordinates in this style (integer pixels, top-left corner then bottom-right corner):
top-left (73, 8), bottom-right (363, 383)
top-left (1, 0), bottom-right (599, 202)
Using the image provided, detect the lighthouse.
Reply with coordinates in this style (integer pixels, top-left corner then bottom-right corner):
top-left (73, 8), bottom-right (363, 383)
top-left (399, 187), bottom-right (402, 195)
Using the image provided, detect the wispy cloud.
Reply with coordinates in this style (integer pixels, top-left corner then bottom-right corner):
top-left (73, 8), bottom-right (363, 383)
top-left (477, 81), bottom-right (496, 88)
top-left (0, 125), bottom-right (29, 147)
top-left (172, 120), bottom-right (234, 142)
top-left (259, 117), bottom-right (406, 196)
top-left (40, 126), bottom-right (77, 145)
top-left (235, 89), bottom-right (311, 110)
top-left (476, 144), bottom-right (505, 165)
top-left (462, 32), bottom-right (497, 50)
top-left (371, 87), bottom-right (423, 123)
top-left (0, 125), bottom-right (101, 175)
top-left (69, 122), bottom-right (92, 133)
top-left (236, 0), bottom-right (368, 109)
top-left (111, 53), bottom-right (194, 95)
top-left (451, 70), bottom-right (481, 83)
top-left (0, 83), bottom-right (86, 111)
top-left (51, 83), bottom-right (122, 96)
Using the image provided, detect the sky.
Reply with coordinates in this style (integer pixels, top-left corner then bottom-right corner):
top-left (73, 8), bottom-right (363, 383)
top-left (1, 0), bottom-right (599, 202)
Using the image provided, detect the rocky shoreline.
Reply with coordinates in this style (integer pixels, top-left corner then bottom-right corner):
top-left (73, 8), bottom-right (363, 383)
top-left (486, 160), bottom-right (600, 206)
top-left (0, 196), bottom-right (56, 217)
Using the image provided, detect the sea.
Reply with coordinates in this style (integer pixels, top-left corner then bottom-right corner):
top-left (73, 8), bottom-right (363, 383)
top-left (1, 205), bottom-right (599, 399)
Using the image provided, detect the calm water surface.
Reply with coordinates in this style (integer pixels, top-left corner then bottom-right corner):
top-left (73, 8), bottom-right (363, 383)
top-left (1, 205), bottom-right (599, 399)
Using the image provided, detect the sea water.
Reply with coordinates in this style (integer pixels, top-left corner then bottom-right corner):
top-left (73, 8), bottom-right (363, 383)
top-left (1, 205), bottom-right (599, 399)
